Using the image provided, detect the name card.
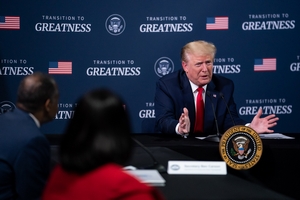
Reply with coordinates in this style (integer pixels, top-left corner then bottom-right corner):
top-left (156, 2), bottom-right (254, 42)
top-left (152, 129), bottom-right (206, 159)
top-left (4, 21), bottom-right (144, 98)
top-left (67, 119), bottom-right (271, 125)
top-left (168, 161), bottom-right (227, 175)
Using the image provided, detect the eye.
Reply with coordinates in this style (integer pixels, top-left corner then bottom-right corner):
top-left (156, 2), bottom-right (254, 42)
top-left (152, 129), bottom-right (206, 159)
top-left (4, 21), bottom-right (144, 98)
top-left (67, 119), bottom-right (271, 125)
top-left (205, 60), bottom-right (212, 65)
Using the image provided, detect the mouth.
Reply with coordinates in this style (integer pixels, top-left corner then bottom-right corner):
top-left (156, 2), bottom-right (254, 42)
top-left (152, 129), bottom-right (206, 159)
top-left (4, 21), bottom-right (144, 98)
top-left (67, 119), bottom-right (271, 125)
top-left (201, 74), bottom-right (209, 79)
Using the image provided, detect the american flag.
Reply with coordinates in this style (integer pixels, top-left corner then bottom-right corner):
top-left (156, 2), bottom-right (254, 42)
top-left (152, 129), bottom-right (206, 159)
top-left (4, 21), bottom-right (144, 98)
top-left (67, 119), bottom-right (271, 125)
top-left (254, 58), bottom-right (276, 71)
top-left (48, 62), bottom-right (72, 74)
top-left (206, 17), bottom-right (228, 30)
top-left (0, 16), bottom-right (20, 30)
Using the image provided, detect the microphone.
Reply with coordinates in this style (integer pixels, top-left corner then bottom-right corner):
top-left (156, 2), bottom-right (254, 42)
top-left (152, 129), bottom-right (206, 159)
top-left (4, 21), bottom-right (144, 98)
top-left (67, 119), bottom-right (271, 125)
top-left (219, 92), bottom-right (236, 126)
top-left (204, 91), bottom-right (221, 142)
top-left (131, 137), bottom-right (167, 173)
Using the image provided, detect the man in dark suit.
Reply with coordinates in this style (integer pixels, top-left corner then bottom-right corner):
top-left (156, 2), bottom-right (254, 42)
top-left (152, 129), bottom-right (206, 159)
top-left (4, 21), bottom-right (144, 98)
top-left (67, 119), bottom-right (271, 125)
top-left (155, 40), bottom-right (279, 137)
top-left (0, 72), bottom-right (59, 199)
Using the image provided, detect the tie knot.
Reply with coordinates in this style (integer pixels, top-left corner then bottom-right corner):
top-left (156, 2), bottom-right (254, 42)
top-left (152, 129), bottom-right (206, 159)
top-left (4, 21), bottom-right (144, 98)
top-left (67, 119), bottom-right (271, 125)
top-left (197, 87), bottom-right (203, 93)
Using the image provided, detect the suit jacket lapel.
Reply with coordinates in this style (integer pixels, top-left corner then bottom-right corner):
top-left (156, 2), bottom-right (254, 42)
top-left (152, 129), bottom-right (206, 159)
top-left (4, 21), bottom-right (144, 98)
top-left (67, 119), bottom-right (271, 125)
top-left (204, 80), bottom-right (219, 134)
top-left (180, 72), bottom-right (195, 131)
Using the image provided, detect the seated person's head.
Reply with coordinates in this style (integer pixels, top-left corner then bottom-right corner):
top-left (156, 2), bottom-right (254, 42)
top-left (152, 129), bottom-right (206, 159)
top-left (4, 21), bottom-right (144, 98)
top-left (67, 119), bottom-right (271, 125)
top-left (59, 88), bottom-right (132, 174)
top-left (16, 72), bottom-right (59, 124)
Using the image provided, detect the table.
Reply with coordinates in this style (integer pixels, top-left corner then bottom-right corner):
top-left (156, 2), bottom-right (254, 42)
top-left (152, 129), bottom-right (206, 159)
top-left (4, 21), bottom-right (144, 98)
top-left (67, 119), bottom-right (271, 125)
top-left (47, 133), bottom-right (299, 199)
top-left (127, 146), bottom-right (293, 200)
top-left (131, 133), bottom-right (300, 199)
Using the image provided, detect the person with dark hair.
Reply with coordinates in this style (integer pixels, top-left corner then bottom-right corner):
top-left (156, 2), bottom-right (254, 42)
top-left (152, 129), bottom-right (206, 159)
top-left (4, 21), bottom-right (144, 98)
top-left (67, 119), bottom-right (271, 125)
top-left (0, 72), bottom-right (59, 200)
top-left (42, 88), bottom-right (164, 200)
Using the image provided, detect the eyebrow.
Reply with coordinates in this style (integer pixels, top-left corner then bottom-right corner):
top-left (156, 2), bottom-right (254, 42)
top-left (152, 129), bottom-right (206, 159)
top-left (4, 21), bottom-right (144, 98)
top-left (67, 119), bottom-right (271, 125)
top-left (195, 60), bottom-right (212, 65)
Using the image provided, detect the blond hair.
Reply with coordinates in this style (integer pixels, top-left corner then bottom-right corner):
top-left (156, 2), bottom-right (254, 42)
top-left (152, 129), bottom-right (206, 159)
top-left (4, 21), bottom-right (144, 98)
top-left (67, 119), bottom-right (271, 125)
top-left (181, 40), bottom-right (216, 62)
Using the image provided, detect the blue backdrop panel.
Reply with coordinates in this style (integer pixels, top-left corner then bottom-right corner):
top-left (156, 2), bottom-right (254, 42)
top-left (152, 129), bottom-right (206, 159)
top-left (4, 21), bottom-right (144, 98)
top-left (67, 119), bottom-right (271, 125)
top-left (1, 0), bottom-right (299, 134)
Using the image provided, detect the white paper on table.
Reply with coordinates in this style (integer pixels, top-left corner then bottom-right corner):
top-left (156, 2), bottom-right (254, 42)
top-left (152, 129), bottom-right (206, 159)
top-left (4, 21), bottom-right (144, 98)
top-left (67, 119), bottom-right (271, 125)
top-left (259, 133), bottom-right (294, 139)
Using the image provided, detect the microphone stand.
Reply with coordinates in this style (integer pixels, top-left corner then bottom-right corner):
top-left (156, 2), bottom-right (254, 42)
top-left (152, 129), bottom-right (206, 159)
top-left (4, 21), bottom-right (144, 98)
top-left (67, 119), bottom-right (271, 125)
top-left (220, 92), bottom-right (236, 126)
top-left (204, 91), bottom-right (221, 142)
top-left (131, 137), bottom-right (167, 173)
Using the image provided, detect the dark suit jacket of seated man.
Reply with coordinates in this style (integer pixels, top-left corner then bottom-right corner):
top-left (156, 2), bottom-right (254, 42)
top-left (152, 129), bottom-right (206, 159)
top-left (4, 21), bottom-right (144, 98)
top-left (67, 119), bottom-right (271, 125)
top-left (154, 40), bottom-right (278, 137)
top-left (155, 68), bottom-right (245, 135)
top-left (0, 72), bottom-right (59, 200)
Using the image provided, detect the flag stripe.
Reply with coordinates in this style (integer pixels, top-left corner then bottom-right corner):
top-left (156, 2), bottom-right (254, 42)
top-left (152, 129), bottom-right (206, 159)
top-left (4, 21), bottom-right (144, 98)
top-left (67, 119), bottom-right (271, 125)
top-left (254, 58), bottom-right (276, 71)
top-left (48, 62), bottom-right (72, 74)
top-left (0, 16), bottom-right (20, 29)
top-left (206, 17), bottom-right (228, 30)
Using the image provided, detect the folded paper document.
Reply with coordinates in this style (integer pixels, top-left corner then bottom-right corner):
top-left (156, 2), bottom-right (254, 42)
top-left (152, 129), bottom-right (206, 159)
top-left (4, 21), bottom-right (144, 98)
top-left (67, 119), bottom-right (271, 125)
top-left (126, 169), bottom-right (166, 186)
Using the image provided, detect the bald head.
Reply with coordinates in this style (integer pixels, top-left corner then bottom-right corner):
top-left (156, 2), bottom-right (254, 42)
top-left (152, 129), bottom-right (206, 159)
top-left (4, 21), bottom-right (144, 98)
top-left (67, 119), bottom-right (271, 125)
top-left (17, 72), bottom-right (59, 114)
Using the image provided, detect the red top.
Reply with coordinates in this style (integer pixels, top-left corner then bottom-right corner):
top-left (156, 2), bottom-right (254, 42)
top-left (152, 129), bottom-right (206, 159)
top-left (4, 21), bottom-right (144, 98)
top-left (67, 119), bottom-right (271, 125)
top-left (42, 163), bottom-right (165, 200)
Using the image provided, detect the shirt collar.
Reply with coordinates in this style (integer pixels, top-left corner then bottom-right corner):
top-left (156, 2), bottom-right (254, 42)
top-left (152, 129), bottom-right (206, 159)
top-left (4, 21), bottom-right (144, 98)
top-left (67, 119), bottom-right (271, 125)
top-left (189, 80), bottom-right (207, 93)
top-left (29, 113), bottom-right (40, 128)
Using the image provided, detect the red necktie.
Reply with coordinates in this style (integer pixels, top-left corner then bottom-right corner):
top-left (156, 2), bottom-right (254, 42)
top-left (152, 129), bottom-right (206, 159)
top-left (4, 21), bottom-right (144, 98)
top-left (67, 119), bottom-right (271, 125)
top-left (194, 87), bottom-right (204, 133)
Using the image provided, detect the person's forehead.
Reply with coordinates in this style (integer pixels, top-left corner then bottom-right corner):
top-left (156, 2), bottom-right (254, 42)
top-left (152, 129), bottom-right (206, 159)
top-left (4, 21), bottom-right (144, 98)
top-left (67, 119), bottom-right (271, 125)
top-left (188, 53), bottom-right (213, 60)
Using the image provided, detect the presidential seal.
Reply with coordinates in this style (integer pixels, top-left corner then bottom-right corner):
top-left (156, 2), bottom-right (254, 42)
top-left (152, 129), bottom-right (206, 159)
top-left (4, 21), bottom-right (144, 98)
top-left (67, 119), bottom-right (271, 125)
top-left (154, 57), bottom-right (174, 77)
top-left (105, 14), bottom-right (126, 36)
top-left (0, 101), bottom-right (16, 115)
top-left (219, 125), bottom-right (263, 170)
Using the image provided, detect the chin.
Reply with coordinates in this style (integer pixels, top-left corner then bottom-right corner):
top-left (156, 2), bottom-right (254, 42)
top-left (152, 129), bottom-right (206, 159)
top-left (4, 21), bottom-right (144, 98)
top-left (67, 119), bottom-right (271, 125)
top-left (200, 80), bottom-right (210, 85)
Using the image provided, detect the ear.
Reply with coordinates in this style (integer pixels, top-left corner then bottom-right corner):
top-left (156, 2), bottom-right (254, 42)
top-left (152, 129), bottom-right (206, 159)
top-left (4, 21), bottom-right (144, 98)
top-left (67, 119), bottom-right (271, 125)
top-left (44, 99), bottom-right (51, 113)
top-left (182, 61), bottom-right (188, 72)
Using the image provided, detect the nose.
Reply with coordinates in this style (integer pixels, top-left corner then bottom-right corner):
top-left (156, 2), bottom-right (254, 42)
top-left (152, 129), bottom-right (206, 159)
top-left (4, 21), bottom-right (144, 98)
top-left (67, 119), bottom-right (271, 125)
top-left (201, 63), bottom-right (209, 72)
